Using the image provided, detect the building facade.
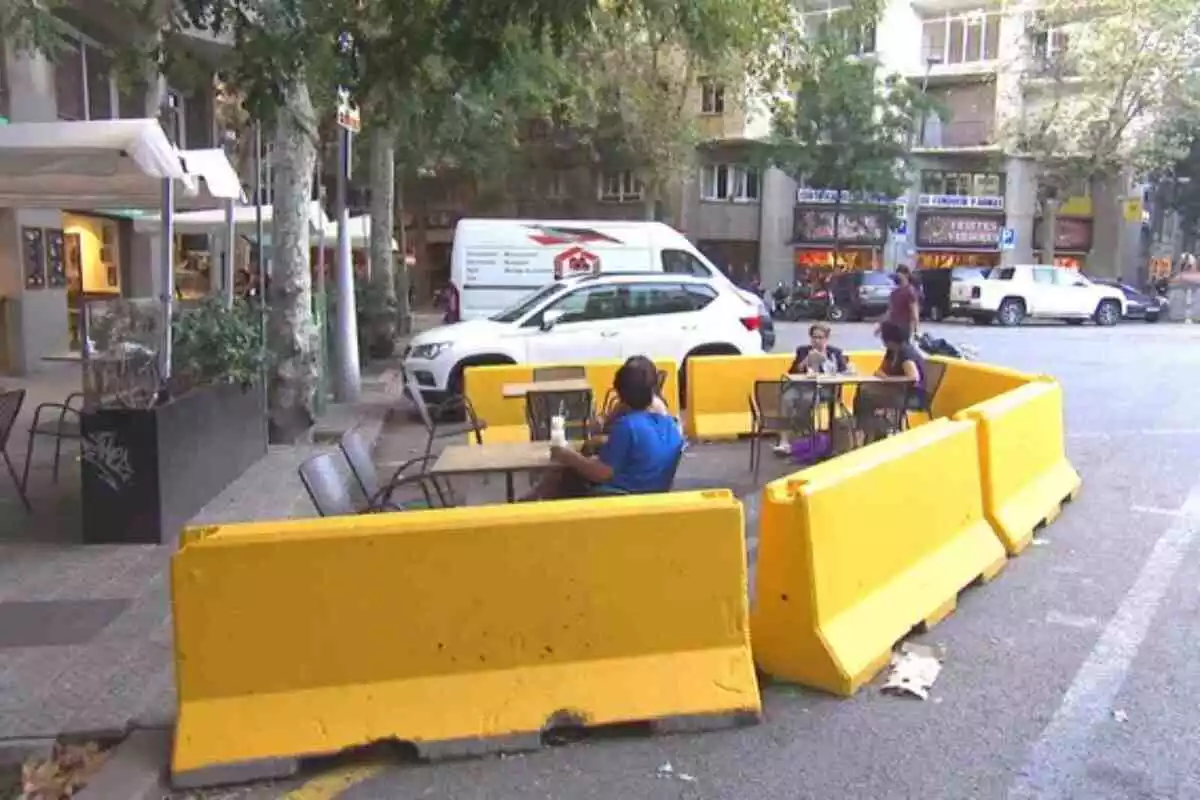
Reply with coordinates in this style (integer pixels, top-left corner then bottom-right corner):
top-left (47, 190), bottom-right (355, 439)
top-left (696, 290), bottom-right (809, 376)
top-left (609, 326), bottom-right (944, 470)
top-left (0, 3), bottom-right (224, 374)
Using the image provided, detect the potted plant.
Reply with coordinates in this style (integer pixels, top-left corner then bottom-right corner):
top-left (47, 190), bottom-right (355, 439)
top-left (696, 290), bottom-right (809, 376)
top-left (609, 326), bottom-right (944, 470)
top-left (79, 298), bottom-right (270, 545)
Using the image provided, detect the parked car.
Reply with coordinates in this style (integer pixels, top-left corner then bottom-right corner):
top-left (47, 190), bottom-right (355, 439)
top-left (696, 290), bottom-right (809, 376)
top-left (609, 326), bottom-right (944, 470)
top-left (914, 267), bottom-right (990, 322)
top-left (403, 272), bottom-right (765, 404)
top-left (826, 270), bottom-right (897, 322)
top-left (1092, 278), bottom-right (1168, 322)
top-left (949, 265), bottom-right (1126, 326)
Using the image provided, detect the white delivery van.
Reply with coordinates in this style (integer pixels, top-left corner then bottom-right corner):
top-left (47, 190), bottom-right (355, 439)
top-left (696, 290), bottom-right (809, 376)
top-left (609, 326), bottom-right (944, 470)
top-left (446, 218), bottom-right (753, 321)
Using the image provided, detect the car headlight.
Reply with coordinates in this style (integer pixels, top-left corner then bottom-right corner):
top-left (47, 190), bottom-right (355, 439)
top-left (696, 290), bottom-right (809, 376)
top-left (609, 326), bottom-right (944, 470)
top-left (408, 341), bottom-right (451, 360)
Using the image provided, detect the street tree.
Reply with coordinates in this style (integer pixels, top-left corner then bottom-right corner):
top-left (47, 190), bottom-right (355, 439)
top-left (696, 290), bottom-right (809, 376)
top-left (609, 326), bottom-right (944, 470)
top-left (1009, 0), bottom-right (1200, 269)
top-left (754, 0), bottom-right (930, 268)
top-left (565, 0), bottom-right (791, 222)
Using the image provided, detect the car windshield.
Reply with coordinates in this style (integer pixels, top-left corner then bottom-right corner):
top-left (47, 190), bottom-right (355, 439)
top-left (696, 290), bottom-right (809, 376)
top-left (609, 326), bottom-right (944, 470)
top-left (489, 283), bottom-right (567, 323)
top-left (985, 267), bottom-right (1015, 280)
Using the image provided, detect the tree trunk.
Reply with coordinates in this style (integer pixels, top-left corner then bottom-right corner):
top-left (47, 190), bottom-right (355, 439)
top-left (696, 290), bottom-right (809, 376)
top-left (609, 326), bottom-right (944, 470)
top-left (368, 125), bottom-right (397, 304)
top-left (1045, 200), bottom-right (1059, 267)
top-left (266, 77), bottom-right (320, 443)
top-left (394, 167), bottom-right (412, 334)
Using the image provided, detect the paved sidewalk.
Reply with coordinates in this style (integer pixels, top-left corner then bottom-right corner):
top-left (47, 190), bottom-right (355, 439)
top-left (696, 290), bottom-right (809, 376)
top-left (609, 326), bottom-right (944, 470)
top-left (0, 361), bottom-right (418, 748)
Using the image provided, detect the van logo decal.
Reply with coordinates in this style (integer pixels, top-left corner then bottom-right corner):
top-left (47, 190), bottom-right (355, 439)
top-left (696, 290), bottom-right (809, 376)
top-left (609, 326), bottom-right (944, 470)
top-left (553, 247), bottom-right (602, 279)
top-left (526, 225), bottom-right (623, 246)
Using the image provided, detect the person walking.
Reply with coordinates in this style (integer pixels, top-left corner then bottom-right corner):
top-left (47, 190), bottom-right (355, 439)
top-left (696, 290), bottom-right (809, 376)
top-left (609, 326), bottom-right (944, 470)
top-left (878, 265), bottom-right (920, 340)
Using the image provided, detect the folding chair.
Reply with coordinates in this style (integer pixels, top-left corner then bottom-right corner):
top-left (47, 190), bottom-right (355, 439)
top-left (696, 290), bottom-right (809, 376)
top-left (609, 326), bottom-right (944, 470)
top-left (0, 389), bottom-right (32, 512)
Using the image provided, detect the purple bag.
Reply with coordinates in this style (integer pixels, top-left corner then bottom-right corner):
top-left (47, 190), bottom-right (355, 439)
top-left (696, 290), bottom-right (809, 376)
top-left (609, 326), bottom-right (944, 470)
top-left (790, 434), bottom-right (831, 465)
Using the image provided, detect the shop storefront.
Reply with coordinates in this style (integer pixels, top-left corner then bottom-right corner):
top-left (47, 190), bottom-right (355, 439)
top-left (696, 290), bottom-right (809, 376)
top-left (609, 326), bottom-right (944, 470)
top-left (792, 207), bottom-right (886, 274)
top-left (915, 213), bottom-right (1003, 268)
top-left (62, 212), bottom-right (125, 349)
top-left (1033, 217), bottom-right (1092, 270)
top-left (698, 240), bottom-right (759, 282)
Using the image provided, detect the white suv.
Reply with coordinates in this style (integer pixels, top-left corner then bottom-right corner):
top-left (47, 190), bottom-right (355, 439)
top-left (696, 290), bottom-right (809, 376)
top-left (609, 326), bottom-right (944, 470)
top-left (950, 264), bottom-right (1126, 327)
top-left (403, 272), bottom-right (765, 403)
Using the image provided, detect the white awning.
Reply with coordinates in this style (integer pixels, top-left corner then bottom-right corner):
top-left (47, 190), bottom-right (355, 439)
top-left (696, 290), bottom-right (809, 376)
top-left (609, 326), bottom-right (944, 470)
top-left (0, 119), bottom-right (198, 209)
top-left (134, 200), bottom-right (333, 235)
top-left (178, 148), bottom-right (244, 204)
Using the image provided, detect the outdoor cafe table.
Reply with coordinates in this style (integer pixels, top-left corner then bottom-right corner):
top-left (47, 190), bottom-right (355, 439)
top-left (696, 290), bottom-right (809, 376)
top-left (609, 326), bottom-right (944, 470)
top-left (785, 373), bottom-right (916, 454)
top-left (501, 378), bottom-right (592, 398)
top-left (430, 441), bottom-right (566, 502)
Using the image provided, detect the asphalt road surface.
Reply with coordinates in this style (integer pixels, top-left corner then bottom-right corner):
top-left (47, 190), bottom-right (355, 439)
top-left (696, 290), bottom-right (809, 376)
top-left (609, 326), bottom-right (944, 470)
top-left (266, 320), bottom-right (1200, 800)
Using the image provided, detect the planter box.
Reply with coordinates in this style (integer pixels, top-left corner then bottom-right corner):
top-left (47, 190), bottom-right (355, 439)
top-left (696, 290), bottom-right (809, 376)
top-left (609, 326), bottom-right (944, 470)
top-left (80, 382), bottom-right (268, 544)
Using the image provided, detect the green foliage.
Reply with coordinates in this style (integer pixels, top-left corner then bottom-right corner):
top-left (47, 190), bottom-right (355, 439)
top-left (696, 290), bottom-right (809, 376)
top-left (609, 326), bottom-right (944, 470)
top-left (172, 298), bottom-right (267, 388)
top-left (1011, 0), bottom-right (1200, 189)
top-left (755, 0), bottom-right (930, 205)
top-left (0, 0), bottom-right (70, 56)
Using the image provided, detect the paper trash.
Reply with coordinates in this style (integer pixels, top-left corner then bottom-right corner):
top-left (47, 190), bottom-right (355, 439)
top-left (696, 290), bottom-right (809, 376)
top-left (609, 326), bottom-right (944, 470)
top-left (882, 643), bottom-right (943, 700)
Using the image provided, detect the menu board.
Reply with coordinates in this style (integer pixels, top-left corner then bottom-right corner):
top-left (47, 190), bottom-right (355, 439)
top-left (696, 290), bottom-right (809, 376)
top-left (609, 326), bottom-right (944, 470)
top-left (916, 214), bottom-right (1002, 248)
top-left (45, 228), bottom-right (67, 288)
top-left (1033, 217), bottom-right (1093, 252)
top-left (793, 209), bottom-right (886, 245)
top-left (22, 227), bottom-right (46, 290)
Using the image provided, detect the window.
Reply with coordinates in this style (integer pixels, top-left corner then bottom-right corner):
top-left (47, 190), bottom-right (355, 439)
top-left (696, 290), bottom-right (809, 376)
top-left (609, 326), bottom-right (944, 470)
top-left (862, 272), bottom-right (895, 287)
top-left (700, 164), bottom-right (760, 202)
top-left (921, 10), bottom-right (1001, 65)
top-left (546, 171), bottom-right (568, 200)
top-left (183, 88), bottom-right (214, 148)
top-left (1033, 268), bottom-right (1055, 285)
top-left (533, 285), bottom-right (626, 326)
top-left (1053, 268), bottom-right (1082, 287)
top-left (625, 284), bottom-right (699, 317)
top-left (55, 35), bottom-right (116, 122)
top-left (684, 284), bottom-right (719, 310)
top-left (1032, 27), bottom-right (1071, 62)
top-left (802, 8), bottom-right (876, 55)
top-left (598, 170), bottom-right (643, 202)
top-left (491, 282), bottom-right (567, 323)
top-left (989, 267), bottom-right (1015, 280)
top-left (661, 249), bottom-right (713, 278)
top-left (700, 80), bottom-right (725, 115)
top-left (921, 170), bottom-right (1005, 197)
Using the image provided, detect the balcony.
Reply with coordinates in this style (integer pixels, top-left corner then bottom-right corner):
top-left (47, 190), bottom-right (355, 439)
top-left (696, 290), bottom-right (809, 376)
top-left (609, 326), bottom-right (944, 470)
top-left (915, 119), bottom-right (996, 150)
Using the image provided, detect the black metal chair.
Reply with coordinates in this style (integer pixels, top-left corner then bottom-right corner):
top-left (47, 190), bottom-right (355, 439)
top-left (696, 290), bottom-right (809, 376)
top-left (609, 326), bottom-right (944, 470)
top-left (0, 389), bottom-right (32, 512)
top-left (404, 371), bottom-right (487, 458)
top-left (22, 391), bottom-right (84, 490)
top-left (748, 379), bottom-right (809, 481)
top-left (526, 388), bottom-right (594, 442)
top-left (298, 452), bottom-right (360, 517)
top-left (533, 365), bottom-right (586, 381)
top-left (338, 427), bottom-right (450, 510)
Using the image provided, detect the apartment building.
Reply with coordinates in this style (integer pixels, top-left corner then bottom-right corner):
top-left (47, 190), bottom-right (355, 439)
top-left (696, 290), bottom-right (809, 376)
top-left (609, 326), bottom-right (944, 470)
top-left (754, 0), bottom-right (1144, 288)
top-left (0, 2), bottom-right (224, 373)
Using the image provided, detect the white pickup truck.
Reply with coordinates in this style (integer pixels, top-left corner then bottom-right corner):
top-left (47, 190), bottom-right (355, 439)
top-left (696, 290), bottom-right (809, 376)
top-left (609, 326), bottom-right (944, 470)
top-left (950, 265), bottom-right (1126, 327)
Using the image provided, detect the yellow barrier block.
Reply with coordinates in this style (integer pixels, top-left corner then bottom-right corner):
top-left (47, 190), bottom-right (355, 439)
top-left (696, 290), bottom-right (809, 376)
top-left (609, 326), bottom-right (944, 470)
top-left (954, 379), bottom-right (1081, 555)
top-left (929, 357), bottom-right (1034, 419)
top-left (464, 360), bottom-right (680, 444)
top-left (751, 419), bottom-right (1007, 696)
top-left (171, 490), bottom-right (758, 777)
top-left (683, 350), bottom-right (883, 440)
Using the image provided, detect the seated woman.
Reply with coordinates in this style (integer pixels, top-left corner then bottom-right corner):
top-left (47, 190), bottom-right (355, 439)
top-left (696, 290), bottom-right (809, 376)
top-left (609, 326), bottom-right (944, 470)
top-left (529, 357), bottom-right (684, 500)
top-left (775, 323), bottom-right (849, 454)
top-left (853, 320), bottom-right (926, 443)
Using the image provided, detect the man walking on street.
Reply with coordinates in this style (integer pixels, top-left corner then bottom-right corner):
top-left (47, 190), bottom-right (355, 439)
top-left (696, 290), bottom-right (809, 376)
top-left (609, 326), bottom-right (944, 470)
top-left (879, 265), bottom-right (920, 340)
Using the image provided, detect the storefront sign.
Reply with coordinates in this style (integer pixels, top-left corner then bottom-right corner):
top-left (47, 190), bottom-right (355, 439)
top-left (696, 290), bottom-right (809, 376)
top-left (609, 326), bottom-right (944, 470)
top-left (795, 188), bottom-right (900, 205)
top-left (916, 214), bottom-right (1002, 248)
top-left (916, 251), bottom-right (1000, 270)
top-left (918, 194), bottom-right (1005, 210)
top-left (794, 249), bottom-right (879, 270)
top-left (793, 208), bottom-right (886, 245)
top-left (1033, 217), bottom-right (1093, 252)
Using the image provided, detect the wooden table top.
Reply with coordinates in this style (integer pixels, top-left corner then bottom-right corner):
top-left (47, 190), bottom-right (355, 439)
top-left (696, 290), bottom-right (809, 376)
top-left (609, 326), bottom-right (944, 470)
top-left (431, 441), bottom-right (567, 475)
top-left (785, 373), bottom-right (914, 385)
top-left (501, 378), bottom-right (592, 398)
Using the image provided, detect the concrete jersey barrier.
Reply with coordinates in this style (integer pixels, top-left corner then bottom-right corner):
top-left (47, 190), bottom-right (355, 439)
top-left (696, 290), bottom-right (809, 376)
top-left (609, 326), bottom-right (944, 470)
top-left (751, 418), bottom-right (1007, 696)
top-left (170, 490), bottom-right (758, 782)
top-left (464, 359), bottom-right (680, 444)
top-left (954, 377), bottom-right (1081, 554)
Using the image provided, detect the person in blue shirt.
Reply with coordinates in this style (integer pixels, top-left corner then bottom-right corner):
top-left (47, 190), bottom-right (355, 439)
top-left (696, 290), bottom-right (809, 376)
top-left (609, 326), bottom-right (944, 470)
top-left (530, 356), bottom-right (684, 499)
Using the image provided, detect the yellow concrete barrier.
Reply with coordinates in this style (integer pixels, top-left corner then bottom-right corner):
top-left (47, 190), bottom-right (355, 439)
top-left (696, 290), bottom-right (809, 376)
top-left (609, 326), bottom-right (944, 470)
top-left (954, 378), bottom-right (1081, 555)
top-left (683, 350), bottom-right (883, 440)
top-left (464, 359), bottom-right (680, 444)
top-left (171, 490), bottom-right (758, 779)
top-left (928, 357), bottom-right (1034, 419)
top-left (751, 419), bottom-right (1007, 696)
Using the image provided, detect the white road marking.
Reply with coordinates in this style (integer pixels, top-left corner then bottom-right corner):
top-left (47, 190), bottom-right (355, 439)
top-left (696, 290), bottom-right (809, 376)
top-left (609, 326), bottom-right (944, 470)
top-left (1130, 505), bottom-right (1185, 517)
top-left (1007, 486), bottom-right (1200, 799)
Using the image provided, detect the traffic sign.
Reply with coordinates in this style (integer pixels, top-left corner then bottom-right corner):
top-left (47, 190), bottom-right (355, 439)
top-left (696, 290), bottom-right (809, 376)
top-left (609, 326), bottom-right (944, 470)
top-left (893, 219), bottom-right (908, 242)
top-left (336, 87), bottom-right (361, 133)
top-left (1000, 227), bottom-right (1016, 251)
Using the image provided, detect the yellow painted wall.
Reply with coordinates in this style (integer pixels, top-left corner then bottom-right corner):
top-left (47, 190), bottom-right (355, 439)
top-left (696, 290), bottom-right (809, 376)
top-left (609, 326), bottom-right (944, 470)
top-left (63, 213), bottom-right (120, 294)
